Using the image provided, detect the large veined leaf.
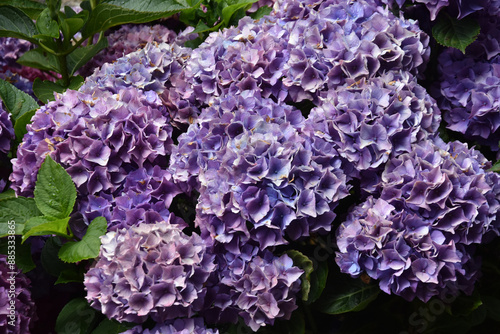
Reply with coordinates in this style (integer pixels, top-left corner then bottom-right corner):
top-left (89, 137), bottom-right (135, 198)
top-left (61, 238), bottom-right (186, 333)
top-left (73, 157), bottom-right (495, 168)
top-left (432, 14), bottom-right (480, 53)
top-left (0, 5), bottom-right (38, 42)
top-left (82, 0), bottom-right (202, 38)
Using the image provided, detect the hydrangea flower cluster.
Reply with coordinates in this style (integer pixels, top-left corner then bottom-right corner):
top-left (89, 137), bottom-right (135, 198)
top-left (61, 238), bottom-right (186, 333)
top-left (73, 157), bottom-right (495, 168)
top-left (0, 104), bottom-right (14, 192)
top-left (0, 255), bottom-right (37, 333)
top-left (78, 24), bottom-right (178, 77)
top-left (170, 91), bottom-right (350, 249)
top-left (203, 245), bottom-right (303, 331)
top-left (438, 49), bottom-right (500, 152)
top-left (303, 71), bottom-right (440, 192)
top-left (374, 0), bottom-right (500, 20)
top-left (176, 0), bottom-right (429, 124)
top-left (84, 221), bottom-right (216, 323)
top-left (0, 37), bottom-right (31, 70)
top-left (123, 318), bottom-right (219, 334)
top-left (10, 87), bottom-right (178, 229)
top-left (336, 138), bottom-right (500, 301)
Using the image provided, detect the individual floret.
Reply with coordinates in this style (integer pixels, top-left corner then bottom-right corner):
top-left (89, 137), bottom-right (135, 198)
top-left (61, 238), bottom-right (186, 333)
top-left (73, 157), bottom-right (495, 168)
top-left (84, 221), bottom-right (216, 323)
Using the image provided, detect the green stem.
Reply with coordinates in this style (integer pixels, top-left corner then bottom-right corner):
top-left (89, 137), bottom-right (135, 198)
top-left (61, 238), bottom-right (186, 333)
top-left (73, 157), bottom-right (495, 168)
top-left (56, 40), bottom-right (70, 87)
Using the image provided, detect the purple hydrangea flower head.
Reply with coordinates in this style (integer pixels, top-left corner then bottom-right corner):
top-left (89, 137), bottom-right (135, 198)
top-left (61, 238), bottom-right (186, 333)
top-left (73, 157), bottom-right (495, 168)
top-left (85, 221), bottom-right (216, 323)
top-left (336, 138), bottom-right (499, 301)
top-left (0, 255), bottom-right (37, 333)
top-left (437, 16), bottom-right (500, 151)
top-left (0, 103), bottom-right (14, 155)
top-left (176, 0), bottom-right (429, 124)
top-left (123, 318), bottom-right (219, 334)
top-left (170, 91), bottom-right (350, 249)
top-left (304, 71), bottom-right (440, 191)
top-left (203, 245), bottom-right (302, 331)
top-left (0, 37), bottom-right (31, 70)
top-left (374, 0), bottom-right (500, 20)
top-left (78, 24), bottom-right (178, 77)
top-left (10, 86), bottom-right (180, 229)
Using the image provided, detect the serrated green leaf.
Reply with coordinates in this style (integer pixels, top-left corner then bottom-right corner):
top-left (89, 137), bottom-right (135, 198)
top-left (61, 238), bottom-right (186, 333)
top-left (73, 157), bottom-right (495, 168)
top-left (91, 319), bottom-right (136, 334)
top-left (82, 0), bottom-right (201, 38)
top-left (0, 79), bottom-right (39, 122)
top-left (316, 277), bottom-right (380, 314)
top-left (34, 155), bottom-right (76, 219)
top-left (67, 36), bottom-right (108, 76)
top-left (55, 267), bottom-right (85, 284)
top-left (16, 239), bottom-right (35, 273)
top-left (0, 197), bottom-right (42, 238)
top-left (41, 236), bottom-right (73, 277)
top-left (36, 8), bottom-right (60, 38)
top-left (249, 5), bottom-right (272, 20)
top-left (0, 0), bottom-right (46, 20)
top-left (0, 189), bottom-right (15, 201)
top-left (55, 298), bottom-right (97, 334)
top-left (221, 0), bottom-right (256, 26)
top-left (22, 215), bottom-right (52, 233)
top-left (0, 5), bottom-right (38, 42)
top-left (14, 108), bottom-right (37, 143)
top-left (432, 14), bottom-right (480, 53)
top-left (22, 217), bottom-right (71, 242)
top-left (58, 217), bottom-right (107, 263)
top-left (32, 78), bottom-right (64, 103)
top-left (307, 260), bottom-right (328, 304)
top-left (17, 48), bottom-right (60, 73)
top-left (287, 250), bottom-right (314, 301)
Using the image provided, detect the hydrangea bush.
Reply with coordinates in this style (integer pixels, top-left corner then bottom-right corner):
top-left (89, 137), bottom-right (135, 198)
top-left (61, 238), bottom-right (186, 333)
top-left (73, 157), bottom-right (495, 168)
top-left (2, 0), bottom-right (500, 333)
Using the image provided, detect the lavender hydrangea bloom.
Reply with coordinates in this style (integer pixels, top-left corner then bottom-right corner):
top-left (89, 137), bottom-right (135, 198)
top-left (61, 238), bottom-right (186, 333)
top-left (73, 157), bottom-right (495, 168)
top-left (0, 255), bottom-right (37, 333)
top-left (85, 221), bottom-right (216, 323)
top-left (175, 0), bottom-right (429, 124)
top-left (437, 33), bottom-right (500, 151)
top-left (203, 245), bottom-right (302, 331)
top-left (336, 138), bottom-right (499, 301)
top-left (0, 103), bottom-right (14, 155)
top-left (10, 87), bottom-right (179, 229)
top-left (303, 71), bottom-right (440, 191)
top-left (78, 24), bottom-right (178, 77)
top-left (123, 318), bottom-right (219, 334)
top-left (0, 37), bottom-right (31, 70)
top-left (375, 0), bottom-right (500, 20)
top-left (170, 91), bottom-right (349, 249)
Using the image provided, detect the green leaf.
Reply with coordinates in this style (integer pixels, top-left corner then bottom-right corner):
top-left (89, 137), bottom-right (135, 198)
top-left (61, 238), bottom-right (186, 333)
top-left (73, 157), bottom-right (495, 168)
top-left (64, 17), bottom-right (85, 38)
top-left (489, 160), bottom-right (500, 173)
top-left (306, 260), bottom-right (328, 304)
top-left (16, 239), bottom-right (35, 273)
top-left (67, 36), bottom-right (108, 75)
top-left (449, 291), bottom-right (483, 317)
top-left (432, 14), bottom-right (480, 53)
top-left (249, 5), bottom-right (272, 20)
top-left (14, 108), bottom-right (37, 143)
top-left (82, 0), bottom-right (201, 38)
top-left (34, 155), bottom-right (77, 219)
top-left (55, 298), bottom-right (97, 334)
top-left (55, 267), bottom-right (85, 284)
top-left (0, 5), bottom-right (38, 42)
top-left (316, 276), bottom-right (380, 314)
top-left (0, 189), bottom-right (16, 201)
top-left (0, 0), bottom-right (46, 20)
top-left (0, 79), bottom-right (39, 122)
top-left (287, 250), bottom-right (314, 301)
top-left (32, 78), bottom-right (64, 103)
top-left (221, 0), bottom-right (256, 26)
top-left (36, 8), bottom-right (60, 38)
top-left (22, 217), bottom-right (71, 242)
top-left (58, 217), bottom-right (107, 263)
top-left (17, 48), bottom-right (60, 73)
top-left (0, 197), bottom-right (42, 238)
top-left (91, 319), bottom-right (136, 334)
top-left (40, 236), bottom-right (73, 277)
